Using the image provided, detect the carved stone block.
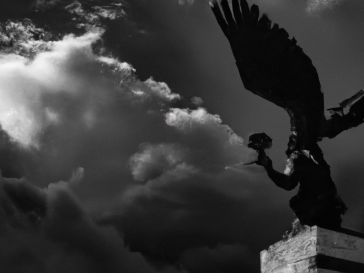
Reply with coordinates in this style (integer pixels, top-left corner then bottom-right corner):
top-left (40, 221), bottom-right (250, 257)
top-left (261, 226), bottom-right (364, 273)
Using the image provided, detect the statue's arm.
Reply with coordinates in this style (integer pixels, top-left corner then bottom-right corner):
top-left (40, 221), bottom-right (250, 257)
top-left (257, 153), bottom-right (299, 191)
top-left (265, 163), bottom-right (299, 191)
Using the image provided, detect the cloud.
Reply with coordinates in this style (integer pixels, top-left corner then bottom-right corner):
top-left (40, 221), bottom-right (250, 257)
top-left (101, 163), bottom-right (286, 271)
top-left (130, 143), bottom-right (191, 182)
top-left (190, 97), bottom-right (203, 107)
top-left (306, 0), bottom-right (343, 14)
top-left (100, 106), bottom-right (285, 271)
top-left (0, 26), bottom-right (181, 149)
top-left (165, 108), bottom-right (253, 172)
top-left (0, 175), bottom-right (184, 273)
top-left (64, 0), bottom-right (126, 30)
top-left (0, 31), bottom-right (102, 147)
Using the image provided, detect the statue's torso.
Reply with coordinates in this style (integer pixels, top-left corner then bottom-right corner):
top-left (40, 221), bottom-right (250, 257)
top-left (284, 150), bottom-right (347, 227)
top-left (284, 150), bottom-right (337, 198)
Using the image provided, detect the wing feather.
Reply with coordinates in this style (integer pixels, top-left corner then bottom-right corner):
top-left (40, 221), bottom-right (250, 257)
top-left (211, 0), bottom-right (325, 144)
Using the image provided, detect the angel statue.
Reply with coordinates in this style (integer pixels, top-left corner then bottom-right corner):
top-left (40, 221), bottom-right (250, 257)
top-left (210, 0), bottom-right (364, 229)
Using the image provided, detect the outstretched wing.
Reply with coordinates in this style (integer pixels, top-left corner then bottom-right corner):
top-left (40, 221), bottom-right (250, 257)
top-left (210, 0), bottom-right (325, 144)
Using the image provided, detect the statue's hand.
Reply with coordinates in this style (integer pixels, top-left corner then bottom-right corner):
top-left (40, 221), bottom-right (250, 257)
top-left (256, 152), bottom-right (272, 169)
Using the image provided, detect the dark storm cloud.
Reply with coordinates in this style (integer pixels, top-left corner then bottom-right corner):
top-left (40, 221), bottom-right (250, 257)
top-left (0, 128), bottom-right (29, 178)
top-left (0, 175), bottom-right (182, 273)
top-left (100, 162), bottom-right (289, 272)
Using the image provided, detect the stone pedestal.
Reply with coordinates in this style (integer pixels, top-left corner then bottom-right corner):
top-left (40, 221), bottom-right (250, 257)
top-left (260, 226), bottom-right (364, 273)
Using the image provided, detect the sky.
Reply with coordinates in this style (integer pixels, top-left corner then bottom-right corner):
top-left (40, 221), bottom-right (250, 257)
top-left (0, 0), bottom-right (364, 272)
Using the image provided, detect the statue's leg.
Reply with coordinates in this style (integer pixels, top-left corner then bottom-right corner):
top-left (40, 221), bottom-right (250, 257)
top-left (289, 194), bottom-right (344, 229)
top-left (313, 194), bottom-right (346, 229)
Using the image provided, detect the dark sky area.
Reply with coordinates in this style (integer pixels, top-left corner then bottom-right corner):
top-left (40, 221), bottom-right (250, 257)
top-left (0, 0), bottom-right (364, 272)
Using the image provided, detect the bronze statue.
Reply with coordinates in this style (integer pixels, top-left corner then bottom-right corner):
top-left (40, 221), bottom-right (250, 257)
top-left (210, 0), bottom-right (364, 229)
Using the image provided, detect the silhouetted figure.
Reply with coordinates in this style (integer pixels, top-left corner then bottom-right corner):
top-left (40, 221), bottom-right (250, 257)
top-left (210, 0), bottom-right (364, 229)
top-left (250, 133), bottom-right (346, 229)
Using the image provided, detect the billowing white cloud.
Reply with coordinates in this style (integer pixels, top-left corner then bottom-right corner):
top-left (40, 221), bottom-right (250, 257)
top-left (0, 29), bottom-right (181, 148)
top-left (0, 31), bottom-right (97, 147)
top-left (165, 108), bottom-right (250, 169)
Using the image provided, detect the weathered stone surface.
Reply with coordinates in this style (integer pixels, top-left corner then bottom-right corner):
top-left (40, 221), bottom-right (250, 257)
top-left (317, 228), bottom-right (363, 264)
top-left (261, 226), bottom-right (364, 273)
